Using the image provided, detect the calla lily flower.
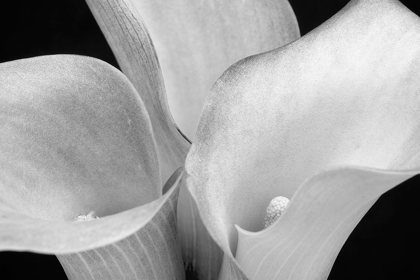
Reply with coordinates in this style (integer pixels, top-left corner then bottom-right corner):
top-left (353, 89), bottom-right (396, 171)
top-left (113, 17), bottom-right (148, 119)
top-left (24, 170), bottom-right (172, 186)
top-left (0, 0), bottom-right (419, 280)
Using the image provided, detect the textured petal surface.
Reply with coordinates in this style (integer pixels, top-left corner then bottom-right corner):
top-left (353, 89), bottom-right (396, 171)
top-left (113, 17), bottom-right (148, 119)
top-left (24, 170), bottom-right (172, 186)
top-left (0, 167), bottom-right (183, 253)
top-left (57, 168), bottom-right (185, 280)
top-left (86, 1), bottom-right (221, 277)
top-left (85, 0), bottom-right (189, 183)
top-left (218, 255), bottom-right (248, 280)
top-left (0, 55), bottom-right (187, 270)
top-left (235, 167), bottom-right (418, 280)
top-left (0, 54), bottom-right (159, 221)
top-left (130, 0), bottom-right (300, 139)
top-left (185, 0), bottom-right (420, 278)
top-left (177, 181), bottom-right (223, 279)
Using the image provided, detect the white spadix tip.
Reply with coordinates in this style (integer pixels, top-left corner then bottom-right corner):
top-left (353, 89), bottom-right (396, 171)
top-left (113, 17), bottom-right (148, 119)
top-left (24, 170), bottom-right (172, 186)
top-left (264, 196), bottom-right (290, 228)
top-left (75, 211), bottom-right (99, 221)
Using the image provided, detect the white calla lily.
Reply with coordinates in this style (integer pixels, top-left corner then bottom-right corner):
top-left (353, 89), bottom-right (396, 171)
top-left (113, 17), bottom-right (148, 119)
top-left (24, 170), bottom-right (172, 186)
top-left (1, 0), bottom-right (419, 280)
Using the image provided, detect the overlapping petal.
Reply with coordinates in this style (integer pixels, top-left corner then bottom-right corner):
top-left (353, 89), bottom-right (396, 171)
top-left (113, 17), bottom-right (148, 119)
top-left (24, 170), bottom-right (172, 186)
top-left (85, 0), bottom-right (300, 278)
top-left (235, 167), bottom-right (418, 279)
top-left (185, 0), bottom-right (420, 279)
top-left (0, 54), bottom-right (162, 220)
top-left (0, 55), bottom-right (184, 279)
top-left (85, 0), bottom-right (189, 185)
top-left (85, 0), bottom-right (213, 277)
top-left (129, 0), bottom-right (300, 139)
top-left (57, 168), bottom-right (185, 280)
top-left (3, 0), bottom-right (417, 279)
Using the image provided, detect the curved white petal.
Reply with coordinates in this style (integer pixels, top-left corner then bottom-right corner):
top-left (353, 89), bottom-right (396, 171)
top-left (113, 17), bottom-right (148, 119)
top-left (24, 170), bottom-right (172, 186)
top-left (0, 55), bottom-right (185, 279)
top-left (235, 167), bottom-right (418, 279)
top-left (186, 0), bottom-right (420, 279)
top-left (0, 55), bottom-right (160, 220)
top-left (130, 0), bottom-right (300, 139)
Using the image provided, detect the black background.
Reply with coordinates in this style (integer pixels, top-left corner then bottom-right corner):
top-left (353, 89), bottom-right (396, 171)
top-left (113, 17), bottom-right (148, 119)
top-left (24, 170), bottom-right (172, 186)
top-left (1, 1), bottom-right (420, 279)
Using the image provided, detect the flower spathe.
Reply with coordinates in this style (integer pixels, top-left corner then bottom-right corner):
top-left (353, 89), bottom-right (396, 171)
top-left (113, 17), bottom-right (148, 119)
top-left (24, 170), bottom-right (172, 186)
top-left (1, 0), bottom-right (420, 280)
top-left (0, 0), bottom-right (298, 279)
top-left (0, 54), bottom-right (186, 278)
top-left (185, 0), bottom-right (420, 279)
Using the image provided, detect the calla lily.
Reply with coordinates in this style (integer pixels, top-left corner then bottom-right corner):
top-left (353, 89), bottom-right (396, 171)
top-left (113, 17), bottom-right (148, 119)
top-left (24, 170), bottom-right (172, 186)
top-left (0, 0), bottom-right (298, 279)
top-left (0, 0), bottom-right (419, 280)
top-left (186, 0), bottom-right (420, 278)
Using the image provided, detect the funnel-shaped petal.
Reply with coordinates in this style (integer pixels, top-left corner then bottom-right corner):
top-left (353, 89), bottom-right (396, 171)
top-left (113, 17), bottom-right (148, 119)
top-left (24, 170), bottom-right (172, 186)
top-left (234, 168), bottom-right (418, 280)
top-left (56, 168), bottom-right (185, 280)
top-left (0, 55), bottom-right (184, 278)
top-left (128, 0), bottom-right (300, 139)
top-left (186, 0), bottom-right (420, 279)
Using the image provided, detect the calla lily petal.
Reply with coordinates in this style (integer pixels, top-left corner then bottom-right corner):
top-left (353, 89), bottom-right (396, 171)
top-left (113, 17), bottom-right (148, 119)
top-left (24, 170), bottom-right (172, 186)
top-left (0, 54), bottom-right (160, 220)
top-left (85, 0), bottom-right (189, 184)
top-left (86, 1), bottom-right (300, 277)
top-left (234, 167), bottom-right (418, 279)
top-left (177, 181), bottom-right (223, 279)
top-left (0, 167), bottom-right (181, 253)
top-left (87, 0), bottom-right (299, 278)
top-left (129, 0), bottom-right (300, 139)
top-left (84, 2), bottom-right (211, 275)
top-left (0, 55), bottom-right (184, 278)
top-left (57, 168), bottom-right (185, 280)
top-left (186, 0), bottom-right (420, 279)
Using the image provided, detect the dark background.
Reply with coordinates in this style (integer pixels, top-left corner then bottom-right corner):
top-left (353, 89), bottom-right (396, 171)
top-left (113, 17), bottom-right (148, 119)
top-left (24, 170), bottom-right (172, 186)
top-left (1, 0), bottom-right (420, 279)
